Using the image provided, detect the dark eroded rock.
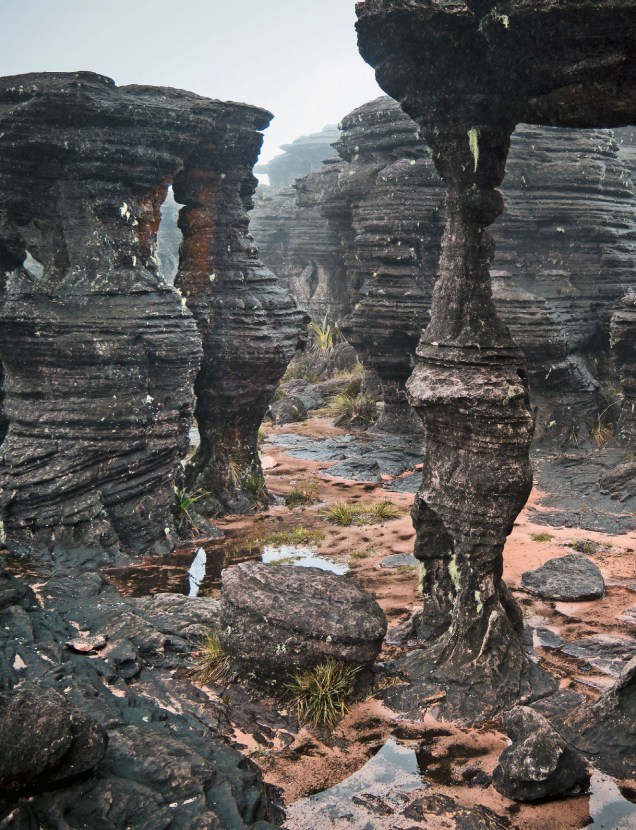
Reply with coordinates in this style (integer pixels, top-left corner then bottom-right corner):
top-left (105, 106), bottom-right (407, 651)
top-left (521, 554), bottom-right (605, 601)
top-left (493, 706), bottom-right (590, 802)
top-left (0, 688), bottom-right (108, 794)
top-left (219, 563), bottom-right (387, 681)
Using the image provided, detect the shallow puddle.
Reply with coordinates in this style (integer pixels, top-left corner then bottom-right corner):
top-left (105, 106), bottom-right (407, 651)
top-left (103, 537), bottom-right (346, 597)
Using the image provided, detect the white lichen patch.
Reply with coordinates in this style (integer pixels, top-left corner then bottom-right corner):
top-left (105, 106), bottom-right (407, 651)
top-left (144, 394), bottom-right (154, 404)
top-left (119, 202), bottom-right (132, 221)
top-left (475, 590), bottom-right (483, 614)
top-left (209, 273), bottom-right (217, 283)
top-left (0, 520), bottom-right (5, 544)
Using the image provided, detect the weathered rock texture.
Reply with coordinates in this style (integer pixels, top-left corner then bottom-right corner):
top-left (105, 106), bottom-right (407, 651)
top-left (0, 554), bottom-right (279, 828)
top-left (219, 563), bottom-right (387, 682)
top-left (493, 706), bottom-right (590, 802)
top-left (300, 97), bottom-right (444, 433)
top-left (564, 655), bottom-right (636, 779)
top-left (255, 124), bottom-right (341, 188)
top-left (250, 126), bottom-right (349, 322)
top-left (521, 554), bottom-right (605, 601)
top-left (356, 0), bottom-right (636, 721)
top-left (250, 184), bottom-right (349, 322)
top-left (172, 118), bottom-right (306, 517)
top-left (0, 72), bottom-right (303, 553)
top-left (301, 95), bottom-right (636, 437)
top-left (0, 72), bottom-right (204, 556)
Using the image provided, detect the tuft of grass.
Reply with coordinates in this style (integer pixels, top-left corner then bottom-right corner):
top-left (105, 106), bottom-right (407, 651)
top-left (324, 500), bottom-right (403, 527)
top-left (196, 633), bottom-right (231, 685)
top-left (309, 314), bottom-right (335, 352)
top-left (286, 660), bottom-right (361, 728)
top-left (245, 472), bottom-right (267, 502)
top-left (395, 564), bottom-right (418, 574)
top-left (173, 485), bottom-right (211, 533)
top-left (261, 527), bottom-right (325, 547)
top-left (349, 549), bottom-right (370, 560)
top-left (324, 501), bottom-right (360, 527)
top-left (267, 555), bottom-right (302, 566)
top-left (285, 479), bottom-right (320, 508)
top-left (326, 391), bottom-right (377, 429)
top-left (567, 539), bottom-right (611, 556)
top-left (530, 532), bottom-right (554, 543)
top-left (365, 500), bottom-right (401, 522)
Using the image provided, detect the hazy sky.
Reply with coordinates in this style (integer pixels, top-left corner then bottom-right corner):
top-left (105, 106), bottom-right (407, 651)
top-left (1, 0), bottom-right (382, 162)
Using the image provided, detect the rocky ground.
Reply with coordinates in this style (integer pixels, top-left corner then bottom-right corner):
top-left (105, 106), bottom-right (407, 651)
top-left (1, 370), bottom-right (635, 828)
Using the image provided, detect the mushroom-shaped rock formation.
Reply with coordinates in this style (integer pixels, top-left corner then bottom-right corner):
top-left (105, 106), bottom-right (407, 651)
top-left (0, 71), bottom-right (303, 557)
top-left (255, 124), bottom-right (341, 188)
top-left (173, 128), bottom-right (306, 517)
top-left (219, 563), bottom-right (387, 682)
top-left (301, 96), bottom-right (636, 437)
top-left (356, 0), bottom-right (636, 721)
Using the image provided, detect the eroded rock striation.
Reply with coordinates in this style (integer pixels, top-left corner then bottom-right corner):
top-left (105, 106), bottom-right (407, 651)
top-left (302, 95), bottom-right (636, 438)
top-left (250, 125), bottom-right (349, 322)
top-left (0, 72), bottom-right (303, 553)
top-left (173, 120), bottom-right (306, 517)
top-left (356, 0), bottom-right (636, 721)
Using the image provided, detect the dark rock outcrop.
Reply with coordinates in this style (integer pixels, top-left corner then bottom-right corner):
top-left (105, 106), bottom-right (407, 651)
top-left (0, 555), bottom-right (279, 828)
top-left (250, 185), bottom-right (349, 322)
top-left (564, 655), bottom-right (636, 779)
top-left (356, 0), bottom-right (636, 721)
top-left (521, 554), bottom-right (605, 601)
top-left (219, 563), bottom-right (387, 681)
top-left (173, 114), bottom-right (306, 517)
top-left (0, 72), bottom-right (205, 557)
top-left (301, 95), bottom-right (636, 438)
top-left (492, 706), bottom-right (590, 802)
top-left (0, 688), bottom-right (108, 795)
top-left (0, 72), bottom-right (303, 553)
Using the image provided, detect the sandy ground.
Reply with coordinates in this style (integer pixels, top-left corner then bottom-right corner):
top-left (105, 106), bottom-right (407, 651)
top-left (190, 416), bottom-right (635, 829)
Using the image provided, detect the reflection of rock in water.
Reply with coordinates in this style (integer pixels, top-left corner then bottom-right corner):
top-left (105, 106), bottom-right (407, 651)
top-left (188, 547), bottom-right (207, 597)
top-left (156, 186), bottom-right (183, 284)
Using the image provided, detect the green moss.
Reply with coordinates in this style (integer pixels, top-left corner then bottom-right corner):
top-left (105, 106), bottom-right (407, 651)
top-left (448, 552), bottom-right (461, 594)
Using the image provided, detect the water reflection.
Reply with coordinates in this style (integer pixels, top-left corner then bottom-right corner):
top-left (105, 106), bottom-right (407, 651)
top-left (188, 547), bottom-right (207, 597)
top-left (262, 545), bottom-right (348, 574)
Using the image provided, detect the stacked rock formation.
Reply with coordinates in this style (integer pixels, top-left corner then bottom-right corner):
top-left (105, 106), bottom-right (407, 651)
top-left (0, 72), bottom-right (302, 556)
top-left (356, 0), bottom-right (636, 721)
top-left (250, 126), bottom-right (350, 322)
top-left (173, 120), bottom-right (305, 517)
top-left (301, 96), bottom-right (636, 437)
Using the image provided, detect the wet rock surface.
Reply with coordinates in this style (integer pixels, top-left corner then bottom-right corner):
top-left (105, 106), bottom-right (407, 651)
top-left (521, 554), bottom-right (605, 601)
top-left (493, 706), bottom-right (590, 802)
top-left (0, 554), bottom-right (278, 828)
top-left (265, 430), bottom-right (423, 484)
top-left (355, 0), bottom-right (636, 724)
top-left (219, 563), bottom-right (387, 681)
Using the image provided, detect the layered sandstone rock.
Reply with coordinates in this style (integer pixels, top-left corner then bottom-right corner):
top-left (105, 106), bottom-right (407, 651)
top-left (250, 125), bottom-right (349, 322)
top-left (356, 0), bottom-right (636, 721)
top-left (173, 125), bottom-right (305, 517)
top-left (302, 96), bottom-right (636, 437)
top-left (0, 71), bottom-right (302, 555)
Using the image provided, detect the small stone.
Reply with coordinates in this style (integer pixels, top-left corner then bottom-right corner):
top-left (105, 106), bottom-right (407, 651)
top-left (65, 635), bottom-right (107, 653)
top-left (379, 553), bottom-right (419, 569)
top-left (521, 554), bottom-right (605, 601)
top-left (268, 395), bottom-right (308, 425)
top-left (493, 706), bottom-right (590, 802)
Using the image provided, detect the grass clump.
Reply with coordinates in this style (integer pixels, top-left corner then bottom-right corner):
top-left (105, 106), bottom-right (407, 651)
top-left (285, 478), bottom-right (320, 508)
top-left (245, 472), bottom-right (267, 501)
top-left (196, 633), bottom-right (231, 685)
top-left (349, 549), bottom-right (370, 560)
top-left (324, 500), bottom-right (402, 526)
top-left (261, 527), bottom-right (325, 547)
top-left (530, 532), bottom-right (554, 543)
top-left (324, 501), bottom-right (360, 527)
top-left (326, 391), bottom-right (377, 429)
top-left (286, 659), bottom-right (361, 728)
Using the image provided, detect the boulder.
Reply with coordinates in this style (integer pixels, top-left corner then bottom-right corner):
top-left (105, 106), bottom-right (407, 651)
top-left (268, 395), bottom-right (308, 425)
top-left (521, 554), bottom-right (605, 601)
top-left (493, 706), bottom-right (590, 802)
top-left (0, 688), bottom-right (108, 794)
top-left (219, 563), bottom-right (387, 681)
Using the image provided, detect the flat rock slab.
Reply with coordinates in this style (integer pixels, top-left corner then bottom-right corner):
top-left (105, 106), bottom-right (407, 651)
top-left (384, 472), bottom-right (421, 493)
top-left (561, 636), bottom-right (636, 677)
top-left (219, 563), bottom-right (387, 681)
top-left (521, 554), bottom-right (605, 601)
top-left (379, 554), bottom-right (419, 569)
top-left (266, 432), bottom-right (423, 483)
